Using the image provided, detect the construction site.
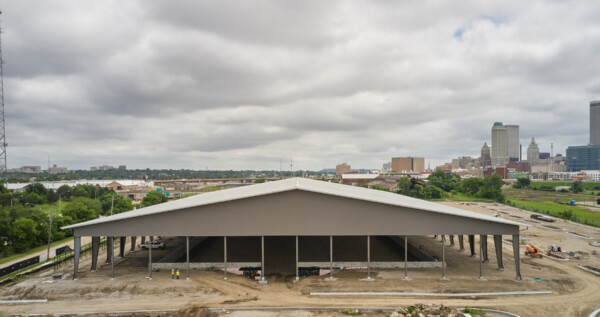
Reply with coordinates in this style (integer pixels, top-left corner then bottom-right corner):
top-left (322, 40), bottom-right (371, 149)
top-left (1, 179), bottom-right (600, 317)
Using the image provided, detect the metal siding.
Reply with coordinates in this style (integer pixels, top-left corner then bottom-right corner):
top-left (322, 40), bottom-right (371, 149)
top-left (74, 190), bottom-right (518, 237)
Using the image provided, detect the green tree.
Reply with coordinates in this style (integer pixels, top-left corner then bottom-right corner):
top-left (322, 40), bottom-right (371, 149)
top-left (142, 192), bottom-right (168, 207)
top-left (11, 218), bottom-right (39, 252)
top-left (46, 189), bottom-right (58, 203)
top-left (572, 181), bottom-right (584, 193)
top-left (254, 178), bottom-right (266, 183)
top-left (459, 178), bottom-right (484, 195)
top-left (428, 170), bottom-right (460, 192)
top-left (62, 200), bottom-right (98, 224)
top-left (513, 177), bottom-right (531, 189)
top-left (398, 177), bottom-right (412, 196)
top-left (477, 175), bottom-right (505, 202)
top-left (25, 183), bottom-right (47, 196)
top-left (99, 192), bottom-right (133, 215)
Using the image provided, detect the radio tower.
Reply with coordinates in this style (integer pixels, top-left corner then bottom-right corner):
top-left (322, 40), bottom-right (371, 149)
top-left (0, 11), bottom-right (7, 184)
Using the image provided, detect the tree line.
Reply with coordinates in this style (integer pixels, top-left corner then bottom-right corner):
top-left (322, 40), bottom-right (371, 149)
top-left (0, 183), bottom-right (135, 256)
top-left (395, 171), bottom-right (505, 202)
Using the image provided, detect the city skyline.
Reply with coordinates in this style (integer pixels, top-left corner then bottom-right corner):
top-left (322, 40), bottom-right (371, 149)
top-left (2, 1), bottom-right (599, 171)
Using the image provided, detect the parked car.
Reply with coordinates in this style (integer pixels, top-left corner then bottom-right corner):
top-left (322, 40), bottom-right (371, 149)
top-left (139, 241), bottom-right (165, 250)
top-left (530, 214), bottom-right (556, 222)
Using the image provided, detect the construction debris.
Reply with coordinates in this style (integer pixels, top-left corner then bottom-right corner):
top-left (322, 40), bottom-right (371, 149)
top-left (389, 304), bottom-right (482, 317)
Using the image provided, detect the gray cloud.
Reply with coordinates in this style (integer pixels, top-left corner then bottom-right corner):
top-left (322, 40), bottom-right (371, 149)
top-left (3, 1), bottom-right (600, 170)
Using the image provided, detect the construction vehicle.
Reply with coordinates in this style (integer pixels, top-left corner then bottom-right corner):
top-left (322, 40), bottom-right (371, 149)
top-left (524, 243), bottom-right (543, 258)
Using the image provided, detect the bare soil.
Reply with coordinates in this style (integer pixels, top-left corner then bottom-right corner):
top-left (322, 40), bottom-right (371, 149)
top-left (2, 202), bottom-right (600, 317)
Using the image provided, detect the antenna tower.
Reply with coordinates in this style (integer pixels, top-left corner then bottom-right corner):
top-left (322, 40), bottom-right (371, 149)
top-left (0, 12), bottom-right (7, 183)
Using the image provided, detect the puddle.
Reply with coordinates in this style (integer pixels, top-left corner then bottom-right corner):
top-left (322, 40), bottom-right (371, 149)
top-left (538, 225), bottom-right (563, 231)
top-left (566, 232), bottom-right (593, 239)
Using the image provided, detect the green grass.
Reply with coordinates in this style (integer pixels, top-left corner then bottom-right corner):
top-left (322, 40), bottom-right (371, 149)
top-left (36, 202), bottom-right (71, 215)
top-left (530, 181), bottom-right (600, 191)
top-left (506, 198), bottom-right (600, 227)
top-left (0, 237), bottom-right (72, 265)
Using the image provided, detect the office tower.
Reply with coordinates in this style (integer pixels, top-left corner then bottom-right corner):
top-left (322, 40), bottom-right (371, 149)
top-left (506, 125), bottom-right (520, 160)
top-left (336, 162), bottom-right (351, 175)
top-left (591, 101), bottom-right (600, 145)
top-left (491, 122), bottom-right (508, 167)
top-left (480, 142), bottom-right (491, 168)
top-left (566, 145), bottom-right (600, 171)
top-left (527, 137), bottom-right (540, 171)
top-left (391, 157), bottom-right (425, 173)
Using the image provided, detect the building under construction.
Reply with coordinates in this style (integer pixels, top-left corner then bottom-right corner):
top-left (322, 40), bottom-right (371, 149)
top-left (63, 178), bottom-right (523, 282)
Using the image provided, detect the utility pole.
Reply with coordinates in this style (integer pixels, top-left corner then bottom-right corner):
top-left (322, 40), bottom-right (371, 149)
top-left (46, 205), bottom-right (54, 261)
top-left (0, 12), bottom-right (8, 185)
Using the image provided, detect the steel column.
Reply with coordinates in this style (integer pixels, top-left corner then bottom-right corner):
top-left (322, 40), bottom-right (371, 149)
top-left (261, 235), bottom-right (265, 281)
top-left (458, 235), bottom-right (465, 251)
top-left (479, 236), bottom-right (483, 279)
top-left (91, 236), bottom-right (99, 271)
top-left (148, 236), bottom-right (153, 280)
top-left (468, 235), bottom-right (475, 256)
top-left (404, 235), bottom-right (408, 279)
top-left (494, 235), bottom-right (504, 270)
top-left (367, 235), bottom-right (371, 279)
top-left (224, 236), bottom-right (228, 280)
top-left (295, 235), bottom-right (299, 281)
top-left (329, 235), bottom-right (333, 279)
top-left (130, 236), bottom-right (136, 252)
top-left (481, 235), bottom-right (489, 262)
top-left (73, 236), bottom-right (81, 280)
top-left (111, 236), bottom-right (115, 280)
top-left (441, 235), bottom-right (446, 279)
top-left (512, 234), bottom-right (521, 280)
top-left (186, 236), bottom-right (190, 279)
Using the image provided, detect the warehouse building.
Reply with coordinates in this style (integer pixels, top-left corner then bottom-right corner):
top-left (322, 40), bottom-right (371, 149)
top-left (64, 178), bottom-right (524, 282)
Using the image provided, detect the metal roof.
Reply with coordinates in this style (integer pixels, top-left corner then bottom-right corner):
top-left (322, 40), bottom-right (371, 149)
top-left (64, 177), bottom-right (522, 230)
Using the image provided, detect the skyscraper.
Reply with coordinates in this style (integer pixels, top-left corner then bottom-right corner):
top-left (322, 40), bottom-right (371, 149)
top-left (480, 142), bottom-right (491, 168)
top-left (591, 101), bottom-right (600, 145)
top-left (527, 137), bottom-right (539, 171)
top-left (505, 125), bottom-right (520, 160)
top-left (491, 122), bottom-right (508, 167)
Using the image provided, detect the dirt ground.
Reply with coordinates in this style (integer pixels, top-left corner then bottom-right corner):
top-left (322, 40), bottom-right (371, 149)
top-left (1, 202), bottom-right (600, 317)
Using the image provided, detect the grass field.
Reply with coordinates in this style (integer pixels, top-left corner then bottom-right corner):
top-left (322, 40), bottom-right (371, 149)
top-left (529, 181), bottom-right (600, 191)
top-left (0, 237), bottom-right (72, 265)
top-left (505, 188), bottom-right (600, 227)
top-left (36, 201), bottom-right (71, 215)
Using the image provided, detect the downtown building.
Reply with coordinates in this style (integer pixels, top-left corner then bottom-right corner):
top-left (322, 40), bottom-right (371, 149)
top-left (566, 101), bottom-right (600, 172)
top-left (491, 122), bottom-right (520, 167)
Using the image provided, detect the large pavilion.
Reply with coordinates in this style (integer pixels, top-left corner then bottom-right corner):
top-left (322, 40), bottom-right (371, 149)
top-left (63, 177), bottom-right (524, 282)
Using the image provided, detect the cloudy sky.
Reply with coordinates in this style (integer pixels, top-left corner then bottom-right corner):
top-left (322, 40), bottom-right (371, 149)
top-left (2, 1), bottom-right (599, 171)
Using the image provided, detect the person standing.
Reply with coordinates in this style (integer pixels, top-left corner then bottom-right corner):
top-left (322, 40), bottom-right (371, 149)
top-left (176, 269), bottom-right (180, 279)
top-left (171, 268), bottom-right (175, 279)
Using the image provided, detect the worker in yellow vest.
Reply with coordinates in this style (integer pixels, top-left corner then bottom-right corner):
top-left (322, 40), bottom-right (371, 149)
top-left (176, 269), bottom-right (180, 279)
top-left (171, 268), bottom-right (175, 279)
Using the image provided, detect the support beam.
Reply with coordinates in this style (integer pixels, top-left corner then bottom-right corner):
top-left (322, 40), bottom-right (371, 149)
top-left (480, 235), bottom-right (489, 263)
top-left (141, 236), bottom-right (146, 245)
top-left (295, 235), bottom-right (299, 281)
top-left (111, 236), bottom-right (115, 280)
top-left (367, 235), bottom-right (371, 280)
top-left (130, 236), bottom-right (136, 252)
top-left (91, 236), bottom-right (99, 271)
top-left (119, 237), bottom-right (126, 258)
top-left (223, 236), bottom-right (227, 280)
top-left (329, 235), bottom-right (333, 280)
top-left (441, 235), bottom-right (446, 279)
top-left (105, 237), bottom-right (113, 264)
top-left (494, 235), bottom-right (503, 270)
top-left (468, 235), bottom-right (475, 256)
top-left (260, 235), bottom-right (266, 283)
top-left (186, 236), bottom-right (190, 279)
top-left (512, 234), bottom-right (522, 280)
top-left (404, 235), bottom-right (408, 279)
top-left (73, 236), bottom-right (81, 280)
top-left (458, 235), bottom-right (465, 251)
top-left (448, 235), bottom-right (455, 246)
top-left (479, 236), bottom-right (483, 279)
top-left (148, 236), bottom-right (153, 280)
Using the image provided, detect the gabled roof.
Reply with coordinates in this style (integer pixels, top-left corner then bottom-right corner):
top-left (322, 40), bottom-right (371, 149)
top-left (64, 177), bottom-right (522, 230)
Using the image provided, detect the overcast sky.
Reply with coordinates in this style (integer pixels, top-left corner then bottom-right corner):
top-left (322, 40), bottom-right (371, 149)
top-left (2, 1), bottom-right (599, 171)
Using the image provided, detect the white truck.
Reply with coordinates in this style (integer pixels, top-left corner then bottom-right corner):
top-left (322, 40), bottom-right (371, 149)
top-left (139, 241), bottom-right (165, 250)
